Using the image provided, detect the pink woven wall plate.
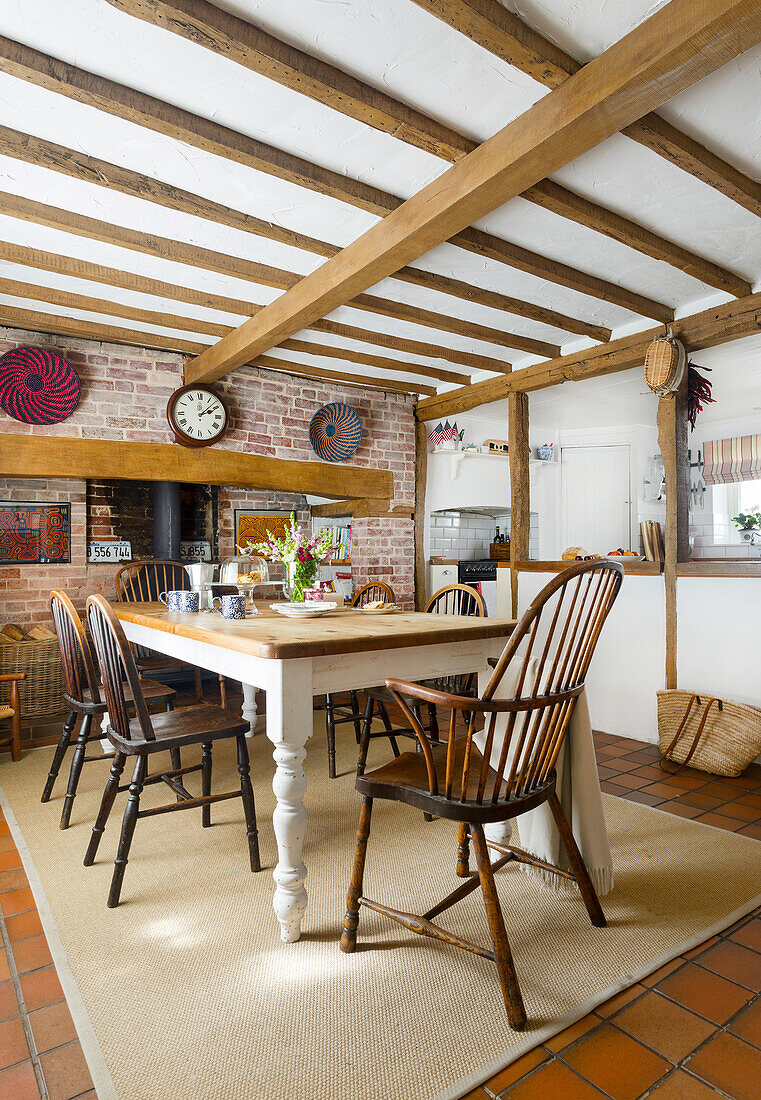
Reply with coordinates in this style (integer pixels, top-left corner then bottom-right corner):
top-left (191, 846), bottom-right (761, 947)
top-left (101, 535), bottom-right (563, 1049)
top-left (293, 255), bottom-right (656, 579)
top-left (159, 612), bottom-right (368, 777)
top-left (0, 346), bottom-right (81, 424)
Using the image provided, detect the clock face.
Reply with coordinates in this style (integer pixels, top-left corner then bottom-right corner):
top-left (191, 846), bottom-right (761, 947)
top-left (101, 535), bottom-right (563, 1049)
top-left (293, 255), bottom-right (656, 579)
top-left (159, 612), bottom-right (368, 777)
top-left (167, 386), bottom-right (228, 447)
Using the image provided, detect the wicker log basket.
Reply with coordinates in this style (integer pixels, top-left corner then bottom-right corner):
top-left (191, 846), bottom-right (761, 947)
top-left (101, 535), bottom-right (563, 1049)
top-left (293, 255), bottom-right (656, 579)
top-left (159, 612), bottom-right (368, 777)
top-left (658, 690), bottom-right (761, 777)
top-left (0, 633), bottom-right (64, 719)
top-left (644, 333), bottom-right (687, 396)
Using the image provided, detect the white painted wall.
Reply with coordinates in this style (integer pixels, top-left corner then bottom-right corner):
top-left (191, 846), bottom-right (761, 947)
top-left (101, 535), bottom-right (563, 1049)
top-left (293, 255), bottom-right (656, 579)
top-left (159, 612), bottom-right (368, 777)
top-left (677, 578), bottom-right (761, 707)
top-left (517, 570), bottom-right (666, 743)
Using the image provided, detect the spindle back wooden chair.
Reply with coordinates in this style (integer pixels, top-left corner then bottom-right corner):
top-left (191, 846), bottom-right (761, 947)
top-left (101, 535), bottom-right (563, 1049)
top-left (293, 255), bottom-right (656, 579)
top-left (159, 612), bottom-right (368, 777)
top-left (45, 590), bottom-right (175, 828)
top-left (84, 595), bottom-right (260, 907)
top-left (340, 559), bottom-right (624, 1029)
top-left (357, 582), bottom-right (486, 774)
top-left (320, 581), bottom-right (396, 779)
top-left (115, 560), bottom-right (204, 703)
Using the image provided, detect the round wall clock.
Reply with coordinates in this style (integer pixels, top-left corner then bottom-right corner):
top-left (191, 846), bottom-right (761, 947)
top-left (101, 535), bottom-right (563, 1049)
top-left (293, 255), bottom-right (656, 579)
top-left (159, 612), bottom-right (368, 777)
top-left (0, 346), bottom-right (81, 424)
top-left (166, 384), bottom-right (229, 448)
top-left (309, 402), bottom-right (363, 462)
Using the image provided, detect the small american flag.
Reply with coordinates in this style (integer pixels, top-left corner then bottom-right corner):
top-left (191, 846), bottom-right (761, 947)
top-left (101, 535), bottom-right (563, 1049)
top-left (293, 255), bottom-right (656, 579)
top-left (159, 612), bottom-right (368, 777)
top-left (428, 422), bottom-right (445, 446)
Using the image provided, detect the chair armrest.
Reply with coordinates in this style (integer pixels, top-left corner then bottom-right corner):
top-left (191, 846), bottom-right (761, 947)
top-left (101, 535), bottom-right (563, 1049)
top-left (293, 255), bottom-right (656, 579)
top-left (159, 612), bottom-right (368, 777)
top-left (385, 678), bottom-right (485, 713)
top-left (0, 673), bottom-right (26, 682)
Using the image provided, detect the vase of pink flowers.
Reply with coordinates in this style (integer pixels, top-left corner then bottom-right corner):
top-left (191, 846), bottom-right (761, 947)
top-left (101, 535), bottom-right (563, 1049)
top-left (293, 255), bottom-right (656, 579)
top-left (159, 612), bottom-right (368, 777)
top-left (248, 514), bottom-right (335, 602)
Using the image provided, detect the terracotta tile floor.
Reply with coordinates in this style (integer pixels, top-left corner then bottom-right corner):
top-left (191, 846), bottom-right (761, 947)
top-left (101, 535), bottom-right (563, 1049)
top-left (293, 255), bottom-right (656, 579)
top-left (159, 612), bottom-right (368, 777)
top-left (1, 729), bottom-right (761, 1098)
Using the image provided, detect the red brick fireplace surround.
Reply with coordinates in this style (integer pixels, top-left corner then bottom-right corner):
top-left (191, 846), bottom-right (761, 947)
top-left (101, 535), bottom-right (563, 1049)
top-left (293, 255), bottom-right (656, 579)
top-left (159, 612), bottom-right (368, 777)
top-left (0, 326), bottom-right (416, 623)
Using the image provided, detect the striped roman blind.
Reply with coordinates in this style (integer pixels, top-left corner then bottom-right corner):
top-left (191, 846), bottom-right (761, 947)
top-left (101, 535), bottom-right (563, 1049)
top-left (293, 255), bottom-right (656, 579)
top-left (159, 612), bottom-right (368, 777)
top-left (703, 434), bottom-right (761, 485)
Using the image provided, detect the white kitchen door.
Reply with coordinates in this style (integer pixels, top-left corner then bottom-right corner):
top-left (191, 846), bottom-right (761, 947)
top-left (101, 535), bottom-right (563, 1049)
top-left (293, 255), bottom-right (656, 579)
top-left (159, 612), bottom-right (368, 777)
top-left (561, 444), bottom-right (631, 554)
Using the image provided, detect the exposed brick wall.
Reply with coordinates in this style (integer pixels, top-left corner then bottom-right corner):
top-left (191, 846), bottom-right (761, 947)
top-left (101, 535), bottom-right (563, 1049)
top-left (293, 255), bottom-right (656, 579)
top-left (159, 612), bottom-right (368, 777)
top-left (0, 326), bottom-right (417, 623)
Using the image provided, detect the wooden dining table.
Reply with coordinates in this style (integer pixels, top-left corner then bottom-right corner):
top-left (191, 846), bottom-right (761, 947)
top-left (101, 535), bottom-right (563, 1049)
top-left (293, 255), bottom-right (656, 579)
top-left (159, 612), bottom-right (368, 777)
top-left (114, 600), bottom-right (516, 943)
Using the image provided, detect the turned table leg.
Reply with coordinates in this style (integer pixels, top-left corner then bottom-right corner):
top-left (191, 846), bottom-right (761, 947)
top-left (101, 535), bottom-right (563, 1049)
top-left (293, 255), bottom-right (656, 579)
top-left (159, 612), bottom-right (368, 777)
top-left (266, 659), bottom-right (313, 943)
top-left (241, 683), bottom-right (263, 737)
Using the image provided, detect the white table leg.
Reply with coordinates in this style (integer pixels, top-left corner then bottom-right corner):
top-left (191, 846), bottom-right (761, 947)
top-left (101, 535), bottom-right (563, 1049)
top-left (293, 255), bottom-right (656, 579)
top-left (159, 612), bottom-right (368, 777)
top-left (241, 683), bottom-right (264, 736)
top-left (266, 659), bottom-right (314, 943)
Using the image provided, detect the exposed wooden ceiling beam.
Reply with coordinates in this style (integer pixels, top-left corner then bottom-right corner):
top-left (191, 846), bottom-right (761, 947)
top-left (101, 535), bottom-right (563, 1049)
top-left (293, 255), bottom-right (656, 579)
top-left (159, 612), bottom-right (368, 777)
top-left (0, 432), bottom-right (394, 499)
top-left (276, 339), bottom-right (469, 385)
top-left (0, 302), bottom-right (436, 396)
top-left (184, 0), bottom-right (761, 384)
top-left (416, 288), bottom-right (761, 419)
top-left (0, 34), bottom-right (668, 323)
top-left (253, 355), bottom-right (436, 396)
top-left (0, 191), bottom-right (539, 351)
top-left (0, 240), bottom-right (511, 374)
top-left (0, 275), bottom-right (465, 384)
top-left (0, 123), bottom-right (606, 340)
top-left (102, 1), bottom-right (740, 305)
top-left (0, 302), bottom-right (210, 355)
top-left (523, 180), bottom-right (752, 297)
top-left (410, 0), bottom-right (761, 219)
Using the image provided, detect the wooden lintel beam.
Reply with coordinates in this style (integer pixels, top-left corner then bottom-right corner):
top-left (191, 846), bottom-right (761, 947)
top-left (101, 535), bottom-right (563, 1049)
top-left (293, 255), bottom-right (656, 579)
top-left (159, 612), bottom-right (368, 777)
top-left (415, 288), bottom-right (761, 419)
top-left (310, 499), bottom-right (412, 519)
top-left (0, 433), bottom-right (393, 500)
top-left (0, 34), bottom-right (665, 323)
top-left (0, 240), bottom-right (505, 374)
top-left (412, 0), bottom-right (761, 219)
top-left (185, 0), bottom-right (761, 383)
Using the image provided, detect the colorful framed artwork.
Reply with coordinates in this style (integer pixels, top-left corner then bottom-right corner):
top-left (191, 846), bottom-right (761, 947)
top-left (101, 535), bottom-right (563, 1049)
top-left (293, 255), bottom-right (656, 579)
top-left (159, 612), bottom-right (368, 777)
top-left (234, 510), bottom-right (290, 552)
top-left (0, 502), bottom-right (72, 564)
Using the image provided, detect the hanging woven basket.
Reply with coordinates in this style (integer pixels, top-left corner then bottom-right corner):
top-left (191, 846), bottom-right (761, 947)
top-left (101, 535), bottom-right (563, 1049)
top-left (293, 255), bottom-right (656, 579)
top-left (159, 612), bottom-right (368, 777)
top-left (644, 333), bottom-right (686, 396)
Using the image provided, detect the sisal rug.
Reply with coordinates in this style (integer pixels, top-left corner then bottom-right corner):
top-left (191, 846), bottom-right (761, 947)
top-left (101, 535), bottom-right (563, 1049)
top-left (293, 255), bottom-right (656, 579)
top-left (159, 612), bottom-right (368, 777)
top-left (2, 721), bottom-right (761, 1100)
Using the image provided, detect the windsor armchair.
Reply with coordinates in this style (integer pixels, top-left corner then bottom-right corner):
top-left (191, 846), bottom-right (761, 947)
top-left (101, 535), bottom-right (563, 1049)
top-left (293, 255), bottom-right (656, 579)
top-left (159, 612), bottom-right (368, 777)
top-left (115, 560), bottom-right (204, 703)
top-left (45, 590), bottom-right (175, 828)
top-left (85, 595), bottom-right (260, 908)
top-left (340, 559), bottom-right (624, 1029)
top-left (319, 581), bottom-right (396, 779)
top-left (357, 583), bottom-right (486, 775)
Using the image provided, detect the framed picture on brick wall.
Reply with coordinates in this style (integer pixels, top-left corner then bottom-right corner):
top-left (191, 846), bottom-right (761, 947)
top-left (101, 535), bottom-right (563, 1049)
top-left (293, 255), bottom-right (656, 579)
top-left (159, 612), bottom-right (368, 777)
top-left (0, 501), bottom-right (72, 564)
top-left (234, 509), bottom-right (290, 552)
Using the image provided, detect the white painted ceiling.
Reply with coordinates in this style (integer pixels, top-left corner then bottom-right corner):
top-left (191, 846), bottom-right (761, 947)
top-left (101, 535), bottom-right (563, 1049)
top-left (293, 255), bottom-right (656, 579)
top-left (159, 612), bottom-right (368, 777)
top-left (0, 0), bottom-right (759, 396)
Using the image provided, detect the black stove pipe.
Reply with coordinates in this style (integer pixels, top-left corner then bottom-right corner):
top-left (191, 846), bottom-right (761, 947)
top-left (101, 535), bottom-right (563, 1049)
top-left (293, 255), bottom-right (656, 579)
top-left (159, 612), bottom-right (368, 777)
top-left (153, 481), bottom-right (182, 561)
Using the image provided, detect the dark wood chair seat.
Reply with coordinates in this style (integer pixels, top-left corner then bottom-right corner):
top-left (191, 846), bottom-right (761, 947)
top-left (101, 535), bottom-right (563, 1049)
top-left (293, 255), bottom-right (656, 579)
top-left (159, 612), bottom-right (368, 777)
top-left (109, 703), bottom-right (248, 756)
top-left (85, 593), bottom-right (260, 907)
top-left (340, 559), bottom-right (624, 1031)
top-left (357, 739), bottom-right (554, 823)
top-left (133, 653), bottom-right (186, 674)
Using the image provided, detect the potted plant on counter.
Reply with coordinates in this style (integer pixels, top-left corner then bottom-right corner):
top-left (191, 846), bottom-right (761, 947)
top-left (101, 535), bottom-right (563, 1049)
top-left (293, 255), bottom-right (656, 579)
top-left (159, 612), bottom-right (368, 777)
top-left (249, 514), bottom-right (335, 602)
top-left (733, 512), bottom-right (761, 543)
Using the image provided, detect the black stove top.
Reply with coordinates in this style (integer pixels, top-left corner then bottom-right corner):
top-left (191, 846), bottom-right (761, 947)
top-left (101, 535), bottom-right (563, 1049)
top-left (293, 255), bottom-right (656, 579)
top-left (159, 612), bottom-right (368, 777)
top-left (458, 559), bottom-right (497, 579)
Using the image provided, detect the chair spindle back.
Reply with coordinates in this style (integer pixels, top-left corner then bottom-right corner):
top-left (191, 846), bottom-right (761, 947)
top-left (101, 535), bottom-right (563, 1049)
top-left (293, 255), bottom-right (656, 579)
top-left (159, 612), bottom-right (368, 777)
top-left (50, 590), bottom-right (101, 707)
top-left (426, 583), bottom-right (487, 694)
top-left (388, 560), bottom-right (623, 806)
top-left (85, 595), bottom-right (156, 744)
top-left (115, 560), bottom-right (190, 603)
top-left (352, 582), bottom-right (396, 608)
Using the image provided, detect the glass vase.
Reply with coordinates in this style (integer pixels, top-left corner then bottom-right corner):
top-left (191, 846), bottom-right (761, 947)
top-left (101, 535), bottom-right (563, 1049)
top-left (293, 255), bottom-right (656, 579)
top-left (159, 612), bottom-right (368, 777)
top-left (283, 560), bottom-right (318, 602)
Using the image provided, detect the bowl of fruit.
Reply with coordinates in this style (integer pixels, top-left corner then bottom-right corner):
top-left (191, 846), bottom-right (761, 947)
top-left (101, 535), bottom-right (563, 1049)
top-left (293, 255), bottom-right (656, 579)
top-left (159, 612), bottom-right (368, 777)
top-left (606, 548), bottom-right (642, 561)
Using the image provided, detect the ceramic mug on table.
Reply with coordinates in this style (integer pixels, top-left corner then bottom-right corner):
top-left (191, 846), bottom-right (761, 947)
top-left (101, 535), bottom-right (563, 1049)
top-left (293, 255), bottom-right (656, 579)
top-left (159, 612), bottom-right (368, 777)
top-left (159, 590), bottom-right (200, 613)
top-left (212, 593), bottom-right (247, 620)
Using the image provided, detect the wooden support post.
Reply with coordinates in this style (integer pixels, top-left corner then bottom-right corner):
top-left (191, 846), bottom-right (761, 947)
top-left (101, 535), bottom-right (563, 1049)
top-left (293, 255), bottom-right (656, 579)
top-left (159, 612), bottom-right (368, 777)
top-left (414, 420), bottom-right (428, 612)
top-left (657, 378), bottom-right (690, 688)
top-left (508, 392), bottom-right (530, 619)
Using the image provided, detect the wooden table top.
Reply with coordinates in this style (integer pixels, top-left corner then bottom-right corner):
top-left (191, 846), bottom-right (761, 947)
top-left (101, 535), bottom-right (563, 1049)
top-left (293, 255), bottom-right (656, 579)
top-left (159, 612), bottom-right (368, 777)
top-left (115, 601), bottom-right (516, 660)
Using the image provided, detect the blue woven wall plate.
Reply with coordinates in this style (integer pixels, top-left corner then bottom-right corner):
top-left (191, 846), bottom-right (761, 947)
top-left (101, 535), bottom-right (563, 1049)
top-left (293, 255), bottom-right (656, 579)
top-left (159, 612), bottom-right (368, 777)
top-left (309, 403), bottom-right (363, 462)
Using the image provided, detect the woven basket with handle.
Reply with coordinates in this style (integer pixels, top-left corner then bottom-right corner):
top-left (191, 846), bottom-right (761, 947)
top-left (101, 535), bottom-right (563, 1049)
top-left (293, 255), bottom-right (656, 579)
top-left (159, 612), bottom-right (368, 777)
top-left (658, 689), bottom-right (761, 777)
top-left (0, 638), bottom-right (64, 718)
top-left (644, 335), bottom-right (686, 396)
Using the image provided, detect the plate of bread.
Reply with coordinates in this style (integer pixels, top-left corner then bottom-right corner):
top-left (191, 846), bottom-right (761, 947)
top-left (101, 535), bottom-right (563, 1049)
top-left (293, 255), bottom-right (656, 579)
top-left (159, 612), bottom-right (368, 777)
top-left (357, 601), bottom-right (398, 614)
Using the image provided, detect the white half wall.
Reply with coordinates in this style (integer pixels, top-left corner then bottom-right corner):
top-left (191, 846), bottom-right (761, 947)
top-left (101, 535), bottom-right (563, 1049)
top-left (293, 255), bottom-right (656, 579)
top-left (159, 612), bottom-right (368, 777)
top-left (677, 578), bottom-right (761, 706)
top-left (517, 571), bottom-right (666, 743)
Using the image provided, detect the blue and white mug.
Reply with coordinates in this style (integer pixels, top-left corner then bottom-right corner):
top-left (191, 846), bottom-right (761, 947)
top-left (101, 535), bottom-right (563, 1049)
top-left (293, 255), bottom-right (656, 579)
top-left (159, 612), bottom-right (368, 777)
top-left (212, 593), bottom-right (247, 620)
top-left (159, 589), bottom-right (200, 613)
